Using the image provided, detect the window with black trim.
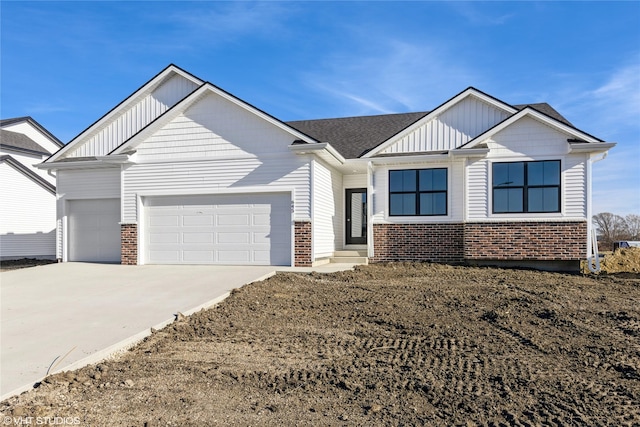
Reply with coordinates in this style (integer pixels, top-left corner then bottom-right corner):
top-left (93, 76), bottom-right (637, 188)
top-left (492, 160), bottom-right (560, 213)
top-left (389, 168), bottom-right (447, 216)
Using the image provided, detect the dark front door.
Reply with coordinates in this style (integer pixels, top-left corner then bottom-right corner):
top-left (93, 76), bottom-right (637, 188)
top-left (346, 188), bottom-right (367, 245)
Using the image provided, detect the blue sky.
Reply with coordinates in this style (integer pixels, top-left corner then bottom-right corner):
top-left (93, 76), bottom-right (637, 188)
top-left (1, 1), bottom-right (639, 216)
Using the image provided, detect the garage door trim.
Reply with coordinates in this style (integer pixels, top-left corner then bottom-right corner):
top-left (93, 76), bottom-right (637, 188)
top-left (142, 192), bottom-right (293, 266)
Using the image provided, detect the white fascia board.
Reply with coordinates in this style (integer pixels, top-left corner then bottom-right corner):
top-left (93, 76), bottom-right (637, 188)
top-left (464, 107), bottom-right (602, 149)
top-left (362, 88), bottom-right (518, 159)
top-left (45, 65), bottom-right (203, 163)
top-left (569, 142), bottom-right (616, 153)
top-left (368, 153), bottom-right (450, 165)
top-left (36, 160), bottom-right (121, 170)
top-left (289, 142), bottom-right (346, 165)
top-left (448, 148), bottom-right (490, 158)
top-left (36, 153), bottom-right (133, 170)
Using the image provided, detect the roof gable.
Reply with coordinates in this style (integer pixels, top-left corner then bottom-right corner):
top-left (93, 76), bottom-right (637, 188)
top-left (46, 64), bottom-right (203, 162)
top-left (363, 87), bottom-right (517, 158)
top-left (0, 129), bottom-right (49, 155)
top-left (460, 106), bottom-right (603, 150)
top-left (0, 117), bottom-right (64, 149)
top-left (111, 82), bottom-right (319, 157)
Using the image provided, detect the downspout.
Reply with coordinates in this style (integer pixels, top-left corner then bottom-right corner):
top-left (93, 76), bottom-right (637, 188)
top-left (587, 152), bottom-right (608, 273)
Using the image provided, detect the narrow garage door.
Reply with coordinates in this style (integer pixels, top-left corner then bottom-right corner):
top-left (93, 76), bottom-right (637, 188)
top-left (144, 193), bottom-right (291, 265)
top-left (68, 199), bottom-right (121, 263)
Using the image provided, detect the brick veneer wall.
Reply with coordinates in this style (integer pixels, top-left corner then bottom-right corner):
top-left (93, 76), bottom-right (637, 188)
top-left (371, 221), bottom-right (587, 264)
top-left (372, 223), bottom-right (465, 263)
top-left (464, 221), bottom-right (587, 261)
top-left (121, 223), bottom-right (138, 265)
top-left (294, 221), bottom-right (312, 267)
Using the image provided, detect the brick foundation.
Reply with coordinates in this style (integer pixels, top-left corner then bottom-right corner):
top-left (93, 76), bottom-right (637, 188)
top-left (372, 223), bottom-right (465, 263)
top-left (294, 221), bottom-right (312, 267)
top-left (371, 221), bottom-right (587, 265)
top-left (121, 223), bottom-right (138, 265)
top-left (464, 221), bottom-right (587, 261)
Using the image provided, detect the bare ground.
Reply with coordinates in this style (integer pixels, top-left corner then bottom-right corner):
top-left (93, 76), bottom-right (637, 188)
top-left (1, 263), bottom-right (639, 426)
top-left (0, 258), bottom-right (56, 272)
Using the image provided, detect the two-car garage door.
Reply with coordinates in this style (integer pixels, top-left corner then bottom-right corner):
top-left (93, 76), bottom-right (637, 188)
top-left (144, 193), bottom-right (291, 265)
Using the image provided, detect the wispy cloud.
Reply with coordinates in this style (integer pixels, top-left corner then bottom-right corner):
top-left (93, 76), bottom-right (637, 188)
top-left (25, 103), bottom-right (72, 114)
top-left (448, 2), bottom-right (516, 26)
top-left (301, 37), bottom-right (479, 116)
top-left (166, 2), bottom-right (293, 43)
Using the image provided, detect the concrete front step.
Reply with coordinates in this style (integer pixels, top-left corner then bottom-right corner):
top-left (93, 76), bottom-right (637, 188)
top-left (330, 250), bottom-right (368, 264)
top-left (330, 256), bottom-right (368, 264)
top-left (333, 250), bottom-right (367, 257)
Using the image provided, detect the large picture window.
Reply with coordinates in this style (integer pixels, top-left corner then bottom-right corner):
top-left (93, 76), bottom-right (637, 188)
top-left (492, 160), bottom-right (560, 213)
top-left (389, 168), bottom-right (447, 216)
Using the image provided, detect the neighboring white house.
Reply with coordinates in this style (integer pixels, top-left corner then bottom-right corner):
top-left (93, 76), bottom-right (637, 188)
top-left (37, 65), bottom-right (615, 271)
top-left (1, 117), bottom-right (63, 260)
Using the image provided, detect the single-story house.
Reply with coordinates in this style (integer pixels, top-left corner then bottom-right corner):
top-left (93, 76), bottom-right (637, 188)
top-left (38, 64), bottom-right (614, 271)
top-left (1, 117), bottom-right (64, 260)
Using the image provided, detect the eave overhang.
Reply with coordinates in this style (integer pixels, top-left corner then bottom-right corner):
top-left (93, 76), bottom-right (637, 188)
top-left (36, 153), bottom-right (135, 170)
top-left (289, 141), bottom-right (346, 167)
top-left (448, 148), bottom-right (490, 158)
top-left (568, 142), bottom-right (616, 153)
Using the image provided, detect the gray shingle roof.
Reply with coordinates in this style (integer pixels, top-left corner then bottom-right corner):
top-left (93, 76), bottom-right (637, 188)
top-left (0, 129), bottom-right (50, 154)
top-left (513, 103), bottom-right (573, 126)
top-left (0, 116), bottom-right (64, 147)
top-left (287, 112), bottom-right (428, 159)
top-left (287, 103), bottom-right (573, 159)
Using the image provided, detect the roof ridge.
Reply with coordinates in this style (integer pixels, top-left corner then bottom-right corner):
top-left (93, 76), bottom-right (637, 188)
top-left (286, 110), bottom-right (430, 124)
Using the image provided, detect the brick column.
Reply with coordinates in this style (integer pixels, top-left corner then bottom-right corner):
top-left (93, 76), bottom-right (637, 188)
top-left (294, 221), bottom-right (312, 267)
top-left (121, 223), bottom-right (138, 265)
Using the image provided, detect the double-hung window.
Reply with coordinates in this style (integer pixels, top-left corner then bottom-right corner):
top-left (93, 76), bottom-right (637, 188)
top-left (389, 168), bottom-right (447, 216)
top-left (492, 160), bottom-right (560, 213)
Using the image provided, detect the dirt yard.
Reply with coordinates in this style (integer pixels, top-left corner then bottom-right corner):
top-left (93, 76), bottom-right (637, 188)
top-left (1, 263), bottom-right (639, 426)
top-left (0, 258), bottom-right (56, 272)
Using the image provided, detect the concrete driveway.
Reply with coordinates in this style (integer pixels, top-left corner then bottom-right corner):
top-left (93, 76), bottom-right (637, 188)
top-left (0, 262), bottom-right (278, 399)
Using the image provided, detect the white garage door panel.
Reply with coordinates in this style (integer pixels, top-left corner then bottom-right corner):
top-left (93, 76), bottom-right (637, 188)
top-left (145, 193), bottom-right (291, 265)
top-left (69, 199), bottom-right (121, 263)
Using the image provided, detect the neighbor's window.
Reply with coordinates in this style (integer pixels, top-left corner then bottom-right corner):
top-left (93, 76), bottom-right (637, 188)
top-left (492, 160), bottom-right (560, 213)
top-left (389, 168), bottom-right (447, 216)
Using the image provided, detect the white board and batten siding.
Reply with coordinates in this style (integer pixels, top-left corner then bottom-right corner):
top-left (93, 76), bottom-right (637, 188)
top-left (0, 162), bottom-right (56, 258)
top-left (56, 167), bottom-right (122, 261)
top-left (466, 117), bottom-right (588, 221)
top-left (380, 96), bottom-right (511, 155)
top-left (67, 74), bottom-right (199, 158)
top-left (312, 160), bottom-right (343, 259)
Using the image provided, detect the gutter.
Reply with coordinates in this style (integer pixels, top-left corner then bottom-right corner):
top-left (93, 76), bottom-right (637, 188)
top-left (36, 153), bottom-right (135, 170)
